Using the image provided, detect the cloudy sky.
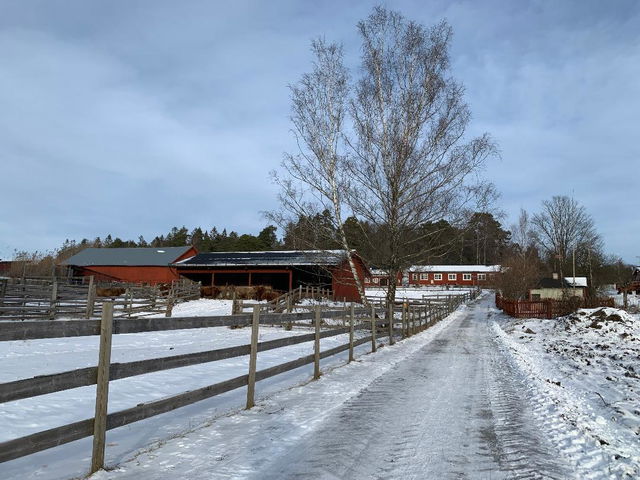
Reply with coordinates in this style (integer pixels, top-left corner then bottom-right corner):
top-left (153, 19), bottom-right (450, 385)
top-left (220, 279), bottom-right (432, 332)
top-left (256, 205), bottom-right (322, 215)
top-left (1, 0), bottom-right (638, 262)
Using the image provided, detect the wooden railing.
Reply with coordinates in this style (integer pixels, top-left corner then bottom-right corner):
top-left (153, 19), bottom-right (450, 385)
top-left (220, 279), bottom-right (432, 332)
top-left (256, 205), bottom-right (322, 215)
top-left (233, 285), bottom-right (334, 314)
top-left (0, 292), bottom-right (474, 474)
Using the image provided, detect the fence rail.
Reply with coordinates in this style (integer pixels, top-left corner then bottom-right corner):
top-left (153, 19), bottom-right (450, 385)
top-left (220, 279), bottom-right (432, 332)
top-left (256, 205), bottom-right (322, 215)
top-left (0, 288), bottom-right (479, 473)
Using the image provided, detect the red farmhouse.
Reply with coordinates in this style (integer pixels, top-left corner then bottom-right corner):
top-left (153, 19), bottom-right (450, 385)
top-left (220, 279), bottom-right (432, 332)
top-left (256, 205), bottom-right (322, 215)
top-left (62, 246), bottom-right (197, 284)
top-left (175, 250), bottom-right (369, 302)
top-left (408, 265), bottom-right (500, 287)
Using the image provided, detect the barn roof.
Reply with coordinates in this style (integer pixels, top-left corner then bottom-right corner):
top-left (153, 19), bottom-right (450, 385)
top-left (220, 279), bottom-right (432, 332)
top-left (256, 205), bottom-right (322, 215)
top-left (409, 265), bottom-right (501, 273)
top-left (176, 250), bottom-right (351, 267)
top-left (62, 246), bottom-right (195, 267)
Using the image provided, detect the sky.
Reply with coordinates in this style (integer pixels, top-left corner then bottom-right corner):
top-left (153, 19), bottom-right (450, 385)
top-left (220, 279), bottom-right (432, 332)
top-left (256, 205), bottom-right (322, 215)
top-left (0, 0), bottom-right (638, 263)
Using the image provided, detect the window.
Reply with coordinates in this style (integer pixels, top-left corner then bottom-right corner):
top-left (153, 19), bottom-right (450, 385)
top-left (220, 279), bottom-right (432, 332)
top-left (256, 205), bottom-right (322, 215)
top-left (420, 273), bottom-right (428, 280)
top-left (434, 273), bottom-right (442, 281)
top-left (373, 277), bottom-right (379, 284)
top-left (477, 273), bottom-right (486, 281)
top-left (448, 273), bottom-right (457, 281)
top-left (463, 273), bottom-right (472, 281)
top-left (364, 277), bottom-right (371, 284)
top-left (412, 273), bottom-right (419, 280)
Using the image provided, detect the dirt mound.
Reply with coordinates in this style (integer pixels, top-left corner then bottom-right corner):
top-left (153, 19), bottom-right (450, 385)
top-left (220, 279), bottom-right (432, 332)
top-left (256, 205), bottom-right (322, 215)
top-left (567, 307), bottom-right (634, 330)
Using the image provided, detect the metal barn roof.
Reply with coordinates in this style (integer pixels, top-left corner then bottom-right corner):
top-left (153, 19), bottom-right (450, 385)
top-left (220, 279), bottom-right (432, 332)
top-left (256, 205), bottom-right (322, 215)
top-left (62, 246), bottom-right (194, 267)
top-left (176, 250), bottom-right (349, 267)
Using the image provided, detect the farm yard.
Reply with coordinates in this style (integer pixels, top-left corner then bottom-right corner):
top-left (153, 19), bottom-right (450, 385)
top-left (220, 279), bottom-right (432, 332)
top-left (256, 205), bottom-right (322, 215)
top-left (2, 287), bottom-right (638, 479)
top-left (2, 1), bottom-right (639, 479)
top-left (0, 287), bottom-right (472, 479)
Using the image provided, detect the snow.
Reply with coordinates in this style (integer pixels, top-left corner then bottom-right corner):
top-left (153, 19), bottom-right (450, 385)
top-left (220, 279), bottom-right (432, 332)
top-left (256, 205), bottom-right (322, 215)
top-left (409, 264), bottom-right (501, 273)
top-left (153, 298), bottom-right (236, 317)
top-left (366, 286), bottom-right (475, 300)
top-left (91, 305), bottom-right (467, 480)
top-left (565, 276), bottom-right (588, 287)
top-left (5, 293), bottom-right (636, 479)
top-left (493, 306), bottom-right (640, 477)
top-left (612, 292), bottom-right (640, 309)
top-left (0, 306), bottom-right (371, 480)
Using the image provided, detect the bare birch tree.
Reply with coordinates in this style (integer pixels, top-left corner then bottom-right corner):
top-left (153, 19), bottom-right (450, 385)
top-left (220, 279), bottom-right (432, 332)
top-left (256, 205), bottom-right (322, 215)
top-left (345, 8), bottom-right (496, 305)
top-left (272, 7), bottom-right (497, 306)
top-left (270, 39), bottom-right (368, 303)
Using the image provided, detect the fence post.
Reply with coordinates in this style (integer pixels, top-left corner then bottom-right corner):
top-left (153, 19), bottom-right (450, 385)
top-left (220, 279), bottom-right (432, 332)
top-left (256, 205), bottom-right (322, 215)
top-left (348, 303), bottom-right (355, 362)
top-left (401, 301), bottom-right (407, 339)
top-left (388, 302), bottom-right (394, 345)
top-left (90, 302), bottom-right (114, 474)
top-left (125, 288), bottom-right (132, 318)
top-left (371, 304), bottom-right (377, 353)
top-left (165, 291), bottom-right (174, 317)
top-left (49, 280), bottom-right (58, 320)
top-left (314, 306), bottom-right (321, 379)
top-left (85, 276), bottom-right (96, 319)
top-left (246, 305), bottom-right (260, 409)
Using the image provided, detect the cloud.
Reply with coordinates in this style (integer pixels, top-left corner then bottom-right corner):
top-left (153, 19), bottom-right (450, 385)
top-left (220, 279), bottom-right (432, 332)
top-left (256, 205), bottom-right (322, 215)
top-left (0, 0), bottom-right (638, 262)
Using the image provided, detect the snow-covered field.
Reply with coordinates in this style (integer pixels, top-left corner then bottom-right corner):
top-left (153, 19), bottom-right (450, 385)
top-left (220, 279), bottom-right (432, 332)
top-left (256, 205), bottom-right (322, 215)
top-left (366, 286), bottom-right (476, 300)
top-left (0, 299), bottom-right (372, 480)
top-left (493, 306), bottom-right (640, 477)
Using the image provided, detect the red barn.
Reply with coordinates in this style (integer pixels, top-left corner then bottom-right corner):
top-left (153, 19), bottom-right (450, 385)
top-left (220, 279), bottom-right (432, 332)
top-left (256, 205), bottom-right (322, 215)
top-left (408, 265), bottom-right (500, 287)
top-left (175, 250), bottom-right (370, 302)
top-left (62, 246), bottom-right (197, 284)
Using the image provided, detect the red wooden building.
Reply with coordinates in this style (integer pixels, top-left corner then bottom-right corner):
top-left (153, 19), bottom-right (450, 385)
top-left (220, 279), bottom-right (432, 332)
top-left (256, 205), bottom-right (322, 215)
top-left (62, 246), bottom-right (197, 284)
top-left (408, 265), bottom-right (500, 286)
top-left (175, 250), bottom-right (370, 302)
top-left (363, 269), bottom-right (404, 287)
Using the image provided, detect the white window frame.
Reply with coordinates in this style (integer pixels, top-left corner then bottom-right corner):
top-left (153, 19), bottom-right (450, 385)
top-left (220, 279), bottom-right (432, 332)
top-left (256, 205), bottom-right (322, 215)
top-left (434, 273), bottom-right (442, 281)
top-left (365, 277), bottom-right (371, 284)
top-left (373, 277), bottom-right (379, 284)
top-left (420, 273), bottom-right (428, 280)
top-left (412, 273), bottom-right (419, 280)
top-left (448, 273), bottom-right (457, 281)
top-left (477, 273), bottom-right (486, 281)
top-left (463, 273), bottom-right (472, 281)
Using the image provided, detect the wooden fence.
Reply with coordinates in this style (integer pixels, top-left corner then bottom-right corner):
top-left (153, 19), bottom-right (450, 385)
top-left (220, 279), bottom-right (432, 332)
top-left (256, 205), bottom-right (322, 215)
top-left (234, 285), bottom-right (335, 314)
top-left (0, 277), bottom-right (200, 320)
top-left (495, 293), bottom-right (615, 319)
top-left (0, 289), bottom-right (478, 474)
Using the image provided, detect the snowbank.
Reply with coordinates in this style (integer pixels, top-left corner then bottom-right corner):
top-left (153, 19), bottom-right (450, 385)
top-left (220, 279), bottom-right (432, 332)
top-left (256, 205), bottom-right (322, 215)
top-left (493, 307), bottom-right (640, 477)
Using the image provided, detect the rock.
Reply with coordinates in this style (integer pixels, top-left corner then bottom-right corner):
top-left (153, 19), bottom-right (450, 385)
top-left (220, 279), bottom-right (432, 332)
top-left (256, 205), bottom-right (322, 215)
top-left (524, 328), bottom-right (536, 334)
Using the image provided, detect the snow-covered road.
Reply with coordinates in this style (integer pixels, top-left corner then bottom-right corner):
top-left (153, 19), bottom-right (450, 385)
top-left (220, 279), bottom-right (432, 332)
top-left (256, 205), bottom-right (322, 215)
top-left (94, 295), bottom-right (587, 479)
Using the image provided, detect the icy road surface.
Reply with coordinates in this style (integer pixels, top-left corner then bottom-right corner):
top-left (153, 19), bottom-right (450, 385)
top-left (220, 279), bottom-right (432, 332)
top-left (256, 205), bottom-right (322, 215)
top-left (94, 295), bottom-right (604, 480)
